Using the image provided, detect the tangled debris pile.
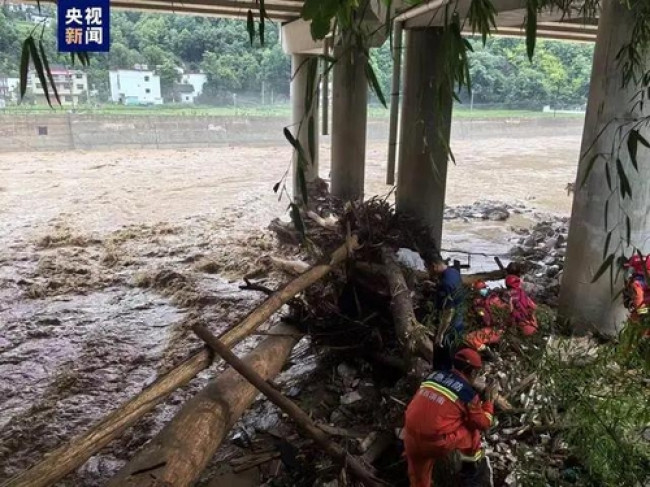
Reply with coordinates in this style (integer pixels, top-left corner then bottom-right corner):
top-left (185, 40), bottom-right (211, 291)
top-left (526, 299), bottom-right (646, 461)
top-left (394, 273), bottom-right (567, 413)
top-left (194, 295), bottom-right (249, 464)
top-left (202, 198), bottom-right (642, 487)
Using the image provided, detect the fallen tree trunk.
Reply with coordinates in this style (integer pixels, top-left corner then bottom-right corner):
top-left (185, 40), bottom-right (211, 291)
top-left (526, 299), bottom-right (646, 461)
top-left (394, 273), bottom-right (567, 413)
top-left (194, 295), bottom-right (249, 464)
top-left (108, 324), bottom-right (302, 487)
top-left (381, 248), bottom-right (434, 366)
top-left (355, 261), bottom-right (506, 286)
top-left (461, 269), bottom-right (506, 285)
top-left (5, 237), bottom-right (359, 487)
top-left (193, 324), bottom-right (384, 487)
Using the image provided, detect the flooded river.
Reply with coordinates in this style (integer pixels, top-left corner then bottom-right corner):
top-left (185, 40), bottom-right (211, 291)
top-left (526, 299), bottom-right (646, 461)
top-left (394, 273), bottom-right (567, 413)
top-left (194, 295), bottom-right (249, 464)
top-left (0, 116), bottom-right (583, 484)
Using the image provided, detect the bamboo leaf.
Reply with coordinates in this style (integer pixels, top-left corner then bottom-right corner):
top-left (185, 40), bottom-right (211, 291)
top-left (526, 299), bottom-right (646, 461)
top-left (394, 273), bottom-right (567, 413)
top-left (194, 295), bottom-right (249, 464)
top-left (283, 126), bottom-right (299, 149)
top-left (626, 216), bottom-right (631, 246)
top-left (308, 115), bottom-right (315, 164)
top-left (627, 129), bottom-right (639, 171)
top-left (319, 54), bottom-right (337, 64)
top-left (604, 199), bottom-right (609, 229)
top-left (39, 40), bottom-right (60, 106)
top-left (296, 165), bottom-right (309, 205)
top-left (580, 154), bottom-right (599, 188)
top-left (603, 231), bottom-right (612, 259)
top-left (273, 181), bottom-right (280, 193)
top-left (304, 57), bottom-right (317, 112)
top-left (384, 0), bottom-right (392, 37)
top-left (289, 203), bottom-right (306, 242)
top-left (284, 126), bottom-right (309, 169)
top-left (259, 0), bottom-right (266, 46)
top-left (616, 157), bottom-right (632, 198)
top-left (70, 53), bottom-right (75, 66)
top-left (637, 130), bottom-right (650, 149)
top-left (525, 0), bottom-right (538, 61)
top-left (612, 287), bottom-right (625, 303)
top-left (27, 37), bottom-right (52, 108)
top-left (605, 162), bottom-right (612, 190)
top-left (591, 253), bottom-right (615, 283)
top-left (247, 10), bottom-right (255, 46)
top-left (365, 62), bottom-right (387, 108)
top-left (19, 39), bottom-right (30, 100)
top-left (259, 17), bottom-right (265, 46)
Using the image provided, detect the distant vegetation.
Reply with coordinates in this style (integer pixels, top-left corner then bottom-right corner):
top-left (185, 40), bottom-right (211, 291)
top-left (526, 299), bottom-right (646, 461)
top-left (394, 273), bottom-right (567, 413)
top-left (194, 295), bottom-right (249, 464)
top-left (0, 5), bottom-right (594, 110)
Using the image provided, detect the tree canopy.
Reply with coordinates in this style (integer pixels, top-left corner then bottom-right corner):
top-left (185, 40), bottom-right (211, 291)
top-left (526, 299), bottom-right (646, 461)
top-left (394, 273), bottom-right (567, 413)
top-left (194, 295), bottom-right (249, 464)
top-left (1, 4), bottom-right (593, 108)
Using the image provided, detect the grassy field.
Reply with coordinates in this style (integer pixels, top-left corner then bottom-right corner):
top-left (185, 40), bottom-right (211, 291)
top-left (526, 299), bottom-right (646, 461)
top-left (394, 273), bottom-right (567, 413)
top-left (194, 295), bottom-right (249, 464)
top-left (0, 103), bottom-right (586, 119)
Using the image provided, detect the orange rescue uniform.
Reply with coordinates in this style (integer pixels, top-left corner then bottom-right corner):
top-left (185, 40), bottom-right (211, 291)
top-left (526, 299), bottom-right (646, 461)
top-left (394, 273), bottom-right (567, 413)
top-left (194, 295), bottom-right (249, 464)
top-left (403, 370), bottom-right (494, 487)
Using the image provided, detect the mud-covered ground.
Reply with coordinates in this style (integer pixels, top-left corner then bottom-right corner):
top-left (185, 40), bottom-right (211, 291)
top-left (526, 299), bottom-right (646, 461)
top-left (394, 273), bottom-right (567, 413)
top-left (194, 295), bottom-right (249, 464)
top-left (0, 118), bottom-right (583, 485)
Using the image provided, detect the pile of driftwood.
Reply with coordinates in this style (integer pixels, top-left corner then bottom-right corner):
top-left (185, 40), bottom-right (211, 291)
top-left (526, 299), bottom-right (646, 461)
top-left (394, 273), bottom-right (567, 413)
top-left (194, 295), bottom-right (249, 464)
top-left (5, 197), bottom-right (519, 487)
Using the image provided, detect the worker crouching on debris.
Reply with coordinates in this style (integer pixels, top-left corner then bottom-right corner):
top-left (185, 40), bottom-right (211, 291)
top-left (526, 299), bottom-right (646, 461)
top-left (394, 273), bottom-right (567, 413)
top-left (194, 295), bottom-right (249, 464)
top-left (429, 259), bottom-right (465, 371)
top-left (465, 280), bottom-right (507, 352)
top-left (505, 274), bottom-right (538, 336)
top-left (403, 348), bottom-right (496, 487)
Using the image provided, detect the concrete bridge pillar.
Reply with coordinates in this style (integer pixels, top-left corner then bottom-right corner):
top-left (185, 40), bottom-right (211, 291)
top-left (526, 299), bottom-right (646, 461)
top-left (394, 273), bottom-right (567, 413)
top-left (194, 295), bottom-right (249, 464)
top-left (330, 43), bottom-right (368, 202)
top-left (291, 54), bottom-right (320, 201)
top-left (396, 27), bottom-right (453, 248)
top-left (559, 0), bottom-right (650, 334)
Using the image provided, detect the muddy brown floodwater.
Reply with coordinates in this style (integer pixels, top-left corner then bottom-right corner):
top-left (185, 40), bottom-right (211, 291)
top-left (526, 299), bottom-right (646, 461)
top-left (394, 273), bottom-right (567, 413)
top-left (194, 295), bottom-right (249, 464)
top-left (0, 117), bottom-right (584, 485)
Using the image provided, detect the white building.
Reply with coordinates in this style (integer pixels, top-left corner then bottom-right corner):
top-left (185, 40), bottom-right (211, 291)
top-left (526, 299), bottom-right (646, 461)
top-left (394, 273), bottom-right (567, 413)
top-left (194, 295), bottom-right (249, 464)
top-left (109, 69), bottom-right (163, 105)
top-left (29, 68), bottom-right (88, 106)
top-left (178, 72), bottom-right (207, 104)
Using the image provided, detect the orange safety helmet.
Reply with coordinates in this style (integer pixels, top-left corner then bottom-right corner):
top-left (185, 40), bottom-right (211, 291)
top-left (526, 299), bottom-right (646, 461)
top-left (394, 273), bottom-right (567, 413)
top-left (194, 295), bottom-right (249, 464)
top-left (454, 348), bottom-right (483, 369)
top-left (473, 280), bottom-right (487, 290)
top-left (505, 274), bottom-right (521, 289)
top-left (624, 254), bottom-right (650, 274)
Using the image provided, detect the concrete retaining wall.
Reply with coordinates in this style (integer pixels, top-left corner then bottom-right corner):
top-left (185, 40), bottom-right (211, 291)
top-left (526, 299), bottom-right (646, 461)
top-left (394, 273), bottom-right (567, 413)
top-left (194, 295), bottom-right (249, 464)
top-left (0, 113), bottom-right (584, 153)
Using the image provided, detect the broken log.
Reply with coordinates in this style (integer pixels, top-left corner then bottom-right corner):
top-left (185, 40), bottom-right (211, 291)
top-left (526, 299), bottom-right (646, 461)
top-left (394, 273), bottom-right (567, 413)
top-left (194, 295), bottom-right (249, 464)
top-left (6, 237), bottom-right (359, 487)
top-left (268, 256), bottom-right (311, 275)
top-left (355, 261), bottom-right (506, 286)
top-left (193, 324), bottom-right (385, 487)
top-left (108, 323), bottom-right (302, 487)
top-left (306, 210), bottom-right (339, 230)
top-left (381, 248), bottom-right (434, 366)
top-left (460, 269), bottom-right (506, 285)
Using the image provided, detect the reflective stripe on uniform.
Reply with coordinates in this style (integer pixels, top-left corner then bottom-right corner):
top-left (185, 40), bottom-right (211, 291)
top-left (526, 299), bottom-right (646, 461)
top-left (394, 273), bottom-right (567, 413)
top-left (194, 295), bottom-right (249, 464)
top-left (459, 450), bottom-right (485, 462)
top-left (421, 381), bottom-right (458, 402)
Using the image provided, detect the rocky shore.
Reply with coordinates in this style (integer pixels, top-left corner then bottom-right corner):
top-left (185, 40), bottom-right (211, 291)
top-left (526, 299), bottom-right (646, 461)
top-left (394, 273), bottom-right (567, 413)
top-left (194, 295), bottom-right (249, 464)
top-left (510, 217), bottom-right (570, 306)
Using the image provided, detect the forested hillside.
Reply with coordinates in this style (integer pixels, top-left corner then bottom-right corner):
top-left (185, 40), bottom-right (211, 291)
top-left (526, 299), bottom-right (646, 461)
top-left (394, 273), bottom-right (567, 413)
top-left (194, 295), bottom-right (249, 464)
top-left (0, 4), bottom-right (593, 108)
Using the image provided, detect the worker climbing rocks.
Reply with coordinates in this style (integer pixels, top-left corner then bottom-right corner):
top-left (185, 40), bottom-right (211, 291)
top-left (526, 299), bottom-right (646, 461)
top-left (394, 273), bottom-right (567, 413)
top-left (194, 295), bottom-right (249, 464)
top-left (428, 259), bottom-right (466, 371)
top-left (465, 280), bottom-right (507, 352)
top-left (505, 274), bottom-right (538, 336)
top-left (403, 348), bottom-right (496, 487)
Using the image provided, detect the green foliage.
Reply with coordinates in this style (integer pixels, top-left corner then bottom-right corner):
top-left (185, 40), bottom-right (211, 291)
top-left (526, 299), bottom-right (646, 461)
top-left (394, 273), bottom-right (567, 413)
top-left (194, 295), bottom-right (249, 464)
top-left (516, 335), bottom-right (650, 486)
top-left (2, 7), bottom-right (291, 106)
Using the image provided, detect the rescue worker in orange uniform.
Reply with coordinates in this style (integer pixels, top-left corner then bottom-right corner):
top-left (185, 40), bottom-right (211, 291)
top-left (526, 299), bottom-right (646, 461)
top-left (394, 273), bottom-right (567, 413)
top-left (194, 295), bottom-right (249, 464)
top-left (505, 274), bottom-right (538, 336)
top-left (623, 254), bottom-right (650, 338)
top-left (403, 348), bottom-right (497, 487)
top-left (465, 281), bottom-right (507, 352)
top-left (624, 255), bottom-right (650, 317)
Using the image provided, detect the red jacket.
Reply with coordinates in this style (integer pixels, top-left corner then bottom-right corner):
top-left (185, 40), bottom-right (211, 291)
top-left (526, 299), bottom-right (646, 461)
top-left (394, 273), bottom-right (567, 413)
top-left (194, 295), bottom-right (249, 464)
top-left (474, 294), bottom-right (507, 327)
top-left (406, 369), bottom-right (494, 437)
top-left (627, 275), bottom-right (650, 315)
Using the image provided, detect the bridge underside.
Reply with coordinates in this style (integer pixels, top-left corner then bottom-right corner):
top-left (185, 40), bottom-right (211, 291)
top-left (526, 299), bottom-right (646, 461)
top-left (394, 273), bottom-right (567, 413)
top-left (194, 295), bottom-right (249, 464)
top-left (32, 0), bottom-right (597, 41)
